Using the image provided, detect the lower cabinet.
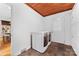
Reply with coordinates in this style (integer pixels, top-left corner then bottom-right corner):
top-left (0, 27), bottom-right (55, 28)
top-left (31, 32), bottom-right (51, 53)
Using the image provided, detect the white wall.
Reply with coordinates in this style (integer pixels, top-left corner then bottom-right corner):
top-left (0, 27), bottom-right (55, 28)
top-left (11, 3), bottom-right (46, 55)
top-left (63, 11), bottom-right (72, 45)
top-left (45, 10), bottom-right (72, 45)
top-left (71, 3), bottom-right (79, 55)
top-left (0, 3), bottom-right (11, 21)
top-left (0, 21), bottom-right (2, 37)
top-left (0, 3), bottom-right (11, 38)
top-left (11, 3), bottom-right (73, 55)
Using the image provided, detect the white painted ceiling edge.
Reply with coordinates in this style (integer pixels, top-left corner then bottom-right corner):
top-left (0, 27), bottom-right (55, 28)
top-left (0, 3), bottom-right (11, 21)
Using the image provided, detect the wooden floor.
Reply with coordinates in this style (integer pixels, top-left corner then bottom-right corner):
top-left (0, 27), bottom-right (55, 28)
top-left (19, 42), bottom-right (76, 56)
top-left (0, 43), bottom-right (11, 56)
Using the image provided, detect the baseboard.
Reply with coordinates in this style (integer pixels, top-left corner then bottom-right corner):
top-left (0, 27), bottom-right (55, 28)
top-left (64, 42), bottom-right (70, 46)
top-left (22, 46), bottom-right (31, 52)
top-left (13, 51), bottom-right (22, 56)
top-left (51, 39), bottom-right (71, 46)
top-left (52, 41), bottom-right (68, 45)
top-left (72, 46), bottom-right (79, 56)
top-left (12, 46), bottom-right (31, 56)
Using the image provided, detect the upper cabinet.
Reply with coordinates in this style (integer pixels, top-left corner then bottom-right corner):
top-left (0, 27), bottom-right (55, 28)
top-left (26, 3), bottom-right (74, 17)
top-left (0, 4), bottom-right (11, 20)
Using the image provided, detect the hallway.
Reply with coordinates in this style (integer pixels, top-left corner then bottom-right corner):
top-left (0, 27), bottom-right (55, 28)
top-left (0, 43), bottom-right (11, 56)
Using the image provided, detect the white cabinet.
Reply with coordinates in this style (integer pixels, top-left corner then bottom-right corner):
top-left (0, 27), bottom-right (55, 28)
top-left (32, 32), bottom-right (51, 53)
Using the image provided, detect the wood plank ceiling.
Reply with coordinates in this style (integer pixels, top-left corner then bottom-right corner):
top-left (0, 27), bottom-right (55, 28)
top-left (26, 3), bottom-right (74, 17)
